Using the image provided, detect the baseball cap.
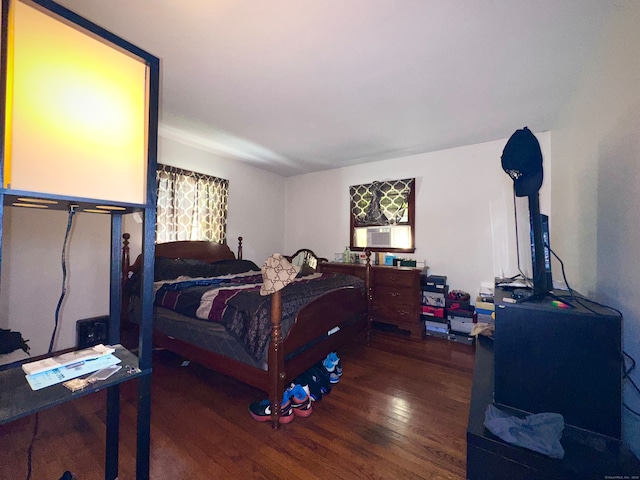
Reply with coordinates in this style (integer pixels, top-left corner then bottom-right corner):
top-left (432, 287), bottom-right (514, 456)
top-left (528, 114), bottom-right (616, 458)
top-left (501, 127), bottom-right (543, 197)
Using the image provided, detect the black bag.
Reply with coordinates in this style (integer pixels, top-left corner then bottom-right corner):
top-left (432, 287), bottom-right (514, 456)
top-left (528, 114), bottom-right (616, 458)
top-left (0, 328), bottom-right (30, 355)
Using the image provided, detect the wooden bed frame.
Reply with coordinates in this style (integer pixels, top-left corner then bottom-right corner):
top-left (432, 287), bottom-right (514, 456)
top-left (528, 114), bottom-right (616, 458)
top-left (121, 235), bottom-right (371, 428)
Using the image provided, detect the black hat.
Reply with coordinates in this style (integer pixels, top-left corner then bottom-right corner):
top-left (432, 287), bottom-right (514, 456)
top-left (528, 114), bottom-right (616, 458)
top-left (501, 127), bottom-right (543, 197)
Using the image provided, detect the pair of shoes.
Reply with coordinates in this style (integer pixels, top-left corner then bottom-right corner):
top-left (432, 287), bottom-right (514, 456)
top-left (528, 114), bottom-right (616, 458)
top-left (286, 383), bottom-right (313, 417)
top-left (249, 394), bottom-right (294, 424)
top-left (294, 365), bottom-right (331, 401)
top-left (325, 352), bottom-right (343, 377)
top-left (322, 352), bottom-right (342, 384)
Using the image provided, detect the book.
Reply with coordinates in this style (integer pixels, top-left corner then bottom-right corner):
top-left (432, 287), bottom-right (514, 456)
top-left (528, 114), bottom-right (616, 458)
top-left (21, 344), bottom-right (115, 376)
top-left (25, 353), bottom-right (121, 391)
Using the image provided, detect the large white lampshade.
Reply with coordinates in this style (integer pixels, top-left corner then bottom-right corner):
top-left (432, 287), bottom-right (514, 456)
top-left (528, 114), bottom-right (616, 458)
top-left (3, 0), bottom-right (149, 205)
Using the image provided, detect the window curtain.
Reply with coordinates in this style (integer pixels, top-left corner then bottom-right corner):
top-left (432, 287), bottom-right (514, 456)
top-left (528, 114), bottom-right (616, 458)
top-left (350, 178), bottom-right (414, 227)
top-left (156, 164), bottom-right (229, 243)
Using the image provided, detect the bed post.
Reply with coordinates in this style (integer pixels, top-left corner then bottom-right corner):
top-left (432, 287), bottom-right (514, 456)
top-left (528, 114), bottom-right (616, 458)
top-left (268, 289), bottom-right (285, 429)
top-left (365, 249), bottom-right (373, 346)
top-left (237, 236), bottom-right (243, 260)
top-left (121, 233), bottom-right (131, 324)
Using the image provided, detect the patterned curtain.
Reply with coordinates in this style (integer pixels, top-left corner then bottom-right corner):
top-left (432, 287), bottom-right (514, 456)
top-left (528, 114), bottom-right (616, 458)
top-left (350, 178), bottom-right (414, 227)
top-left (156, 164), bottom-right (229, 243)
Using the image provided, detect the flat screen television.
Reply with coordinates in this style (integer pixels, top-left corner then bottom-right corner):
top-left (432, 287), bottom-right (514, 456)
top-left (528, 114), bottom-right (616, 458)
top-left (514, 192), bottom-right (552, 297)
top-left (528, 194), bottom-right (553, 296)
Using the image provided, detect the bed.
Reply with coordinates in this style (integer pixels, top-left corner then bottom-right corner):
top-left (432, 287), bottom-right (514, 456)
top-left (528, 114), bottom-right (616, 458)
top-left (121, 235), bottom-right (371, 428)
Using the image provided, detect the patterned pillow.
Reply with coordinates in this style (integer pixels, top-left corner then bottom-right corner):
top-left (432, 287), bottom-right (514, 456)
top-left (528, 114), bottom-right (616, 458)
top-left (260, 254), bottom-right (300, 296)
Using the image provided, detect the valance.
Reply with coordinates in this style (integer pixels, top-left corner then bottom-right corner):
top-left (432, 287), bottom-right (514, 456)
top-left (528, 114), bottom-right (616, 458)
top-left (350, 178), bottom-right (414, 227)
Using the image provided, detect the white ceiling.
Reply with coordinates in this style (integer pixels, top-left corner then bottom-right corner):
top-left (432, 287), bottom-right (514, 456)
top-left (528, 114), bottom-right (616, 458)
top-left (56, 0), bottom-right (615, 177)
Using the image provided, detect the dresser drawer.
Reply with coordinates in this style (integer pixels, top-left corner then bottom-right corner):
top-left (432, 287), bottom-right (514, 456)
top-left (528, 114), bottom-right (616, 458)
top-left (371, 301), bottom-right (419, 325)
top-left (319, 263), bottom-right (366, 279)
top-left (373, 285), bottom-right (419, 307)
top-left (373, 267), bottom-right (419, 288)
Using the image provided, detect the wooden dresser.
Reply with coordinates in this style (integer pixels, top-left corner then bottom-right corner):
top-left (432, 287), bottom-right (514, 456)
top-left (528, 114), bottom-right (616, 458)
top-left (319, 262), bottom-right (422, 337)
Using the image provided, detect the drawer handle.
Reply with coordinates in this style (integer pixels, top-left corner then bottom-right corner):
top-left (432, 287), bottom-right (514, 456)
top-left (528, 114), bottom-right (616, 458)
top-left (390, 292), bottom-right (401, 297)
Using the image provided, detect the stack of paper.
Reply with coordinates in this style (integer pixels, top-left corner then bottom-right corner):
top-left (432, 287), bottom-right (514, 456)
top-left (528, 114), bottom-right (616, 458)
top-left (22, 344), bottom-right (121, 391)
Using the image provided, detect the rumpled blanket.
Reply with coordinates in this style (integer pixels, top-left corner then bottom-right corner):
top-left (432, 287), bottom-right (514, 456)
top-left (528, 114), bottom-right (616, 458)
top-left (484, 403), bottom-right (565, 459)
top-left (155, 272), bottom-right (365, 361)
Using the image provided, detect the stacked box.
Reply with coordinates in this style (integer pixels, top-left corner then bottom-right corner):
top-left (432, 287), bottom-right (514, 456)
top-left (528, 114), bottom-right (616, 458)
top-left (424, 320), bottom-right (449, 335)
top-left (447, 331), bottom-right (475, 345)
top-left (421, 305), bottom-right (445, 318)
top-left (421, 275), bottom-right (449, 336)
top-left (475, 295), bottom-right (495, 323)
top-left (423, 275), bottom-right (447, 291)
top-left (447, 301), bottom-right (475, 335)
top-left (422, 275), bottom-right (449, 307)
top-left (422, 303), bottom-right (448, 335)
top-left (422, 289), bottom-right (448, 307)
top-left (424, 329), bottom-right (451, 340)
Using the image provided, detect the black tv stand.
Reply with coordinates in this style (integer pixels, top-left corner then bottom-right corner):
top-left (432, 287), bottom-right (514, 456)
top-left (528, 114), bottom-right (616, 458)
top-left (467, 336), bottom-right (640, 479)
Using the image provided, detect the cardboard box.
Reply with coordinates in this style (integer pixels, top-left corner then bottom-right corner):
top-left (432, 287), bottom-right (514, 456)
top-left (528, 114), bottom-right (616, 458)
top-left (446, 299), bottom-right (473, 313)
top-left (421, 305), bottom-right (445, 318)
top-left (447, 332), bottom-right (475, 345)
top-left (422, 275), bottom-right (448, 291)
top-left (449, 317), bottom-right (474, 334)
top-left (425, 321), bottom-right (449, 335)
top-left (425, 329), bottom-right (451, 340)
top-left (423, 290), bottom-right (447, 307)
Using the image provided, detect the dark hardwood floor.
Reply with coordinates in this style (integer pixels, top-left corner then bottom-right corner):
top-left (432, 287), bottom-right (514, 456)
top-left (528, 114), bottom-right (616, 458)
top-left (0, 329), bottom-right (475, 479)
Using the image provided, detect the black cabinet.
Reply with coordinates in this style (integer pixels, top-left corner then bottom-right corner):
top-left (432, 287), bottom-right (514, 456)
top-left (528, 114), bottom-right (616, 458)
top-left (493, 287), bottom-right (622, 439)
top-left (467, 330), bottom-right (639, 479)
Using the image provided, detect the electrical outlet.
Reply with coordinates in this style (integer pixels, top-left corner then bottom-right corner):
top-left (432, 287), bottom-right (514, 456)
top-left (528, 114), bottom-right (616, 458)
top-left (76, 316), bottom-right (109, 349)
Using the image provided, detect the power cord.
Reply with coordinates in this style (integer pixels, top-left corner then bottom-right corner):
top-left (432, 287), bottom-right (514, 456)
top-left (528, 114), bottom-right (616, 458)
top-left (623, 352), bottom-right (640, 417)
top-left (49, 205), bottom-right (77, 353)
top-left (548, 244), bottom-right (640, 419)
top-left (26, 205), bottom-right (77, 480)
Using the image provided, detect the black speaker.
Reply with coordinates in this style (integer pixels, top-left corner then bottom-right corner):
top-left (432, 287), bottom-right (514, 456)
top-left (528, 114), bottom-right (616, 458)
top-left (494, 287), bottom-right (622, 439)
top-left (76, 315), bottom-right (109, 349)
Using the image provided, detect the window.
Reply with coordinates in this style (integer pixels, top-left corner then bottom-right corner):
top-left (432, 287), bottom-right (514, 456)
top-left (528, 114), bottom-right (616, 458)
top-left (349, 178), bottom-right (415, 253)
top-left (156, 164), bottom-right (229, 243)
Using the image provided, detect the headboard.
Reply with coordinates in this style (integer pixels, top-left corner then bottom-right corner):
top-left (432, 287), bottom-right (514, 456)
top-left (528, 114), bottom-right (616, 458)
top-left (284, 248), bottom-right (328, 271)
top-left (123, 235), bottom-right (243, 277)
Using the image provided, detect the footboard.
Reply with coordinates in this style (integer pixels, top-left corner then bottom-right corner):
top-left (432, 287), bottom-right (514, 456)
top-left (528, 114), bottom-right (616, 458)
top-left (286, 287), bottom-right (368, 359)
top-left (262, 285), bottom-right (369, 428)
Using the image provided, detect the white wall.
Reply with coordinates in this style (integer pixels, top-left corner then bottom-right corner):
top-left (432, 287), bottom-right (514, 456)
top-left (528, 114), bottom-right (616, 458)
top-left (1, 207), bottom-right (111, 355)
top-left (551, 1), bottom-right (640, 456)
top-left (284, 133), bottom-right (551, 299)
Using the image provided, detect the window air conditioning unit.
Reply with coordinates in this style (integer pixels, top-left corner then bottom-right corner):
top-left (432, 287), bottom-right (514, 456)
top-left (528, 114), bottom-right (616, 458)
top-left (367, 227), bottom-right (392, 248)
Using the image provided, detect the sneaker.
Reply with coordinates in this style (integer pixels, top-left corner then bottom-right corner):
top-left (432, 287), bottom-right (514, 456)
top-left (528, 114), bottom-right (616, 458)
top-left (312, 363), bottom-right (333, 393)
top-left (294, 368), bottom-right (325, 401)
top-left (249, 395), bottom-right (294, 424)
top-left (325, 352), bottom-right (343, 378)
top-left (290, 384), bottom-right (313, 417)
top-left (322, 356), bottom-right (341, 384)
